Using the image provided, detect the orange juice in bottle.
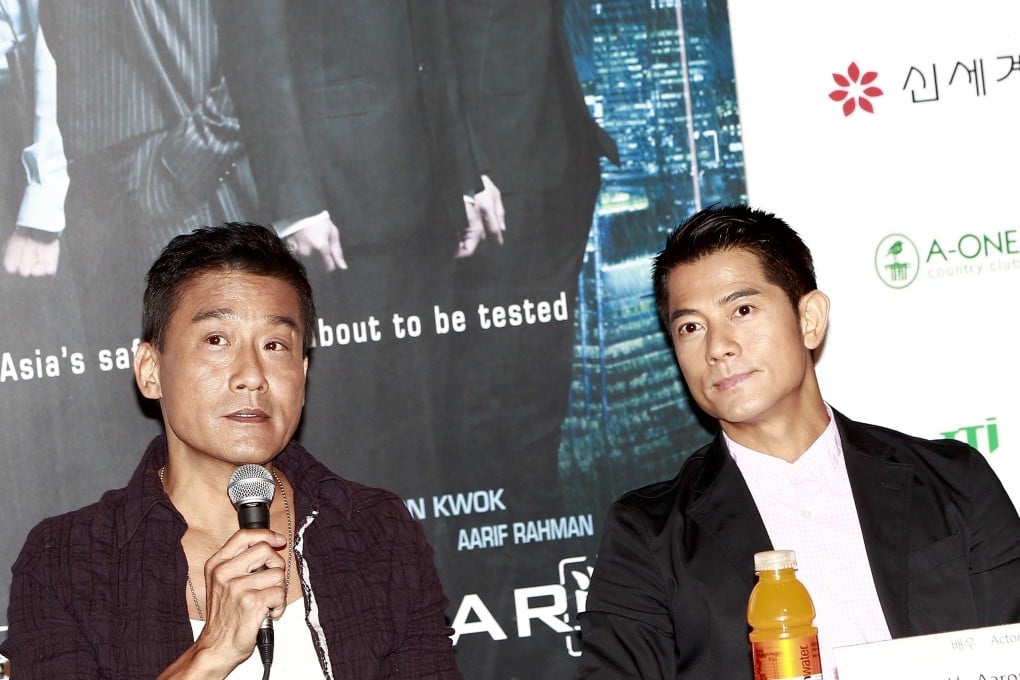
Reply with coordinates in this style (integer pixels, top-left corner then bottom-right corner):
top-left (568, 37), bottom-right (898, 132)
top-left (747, 550), bottom-right (823, 680)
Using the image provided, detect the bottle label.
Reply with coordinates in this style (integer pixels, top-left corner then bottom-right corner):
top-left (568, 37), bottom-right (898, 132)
top-left (751, 634), bottom-right (823, 680)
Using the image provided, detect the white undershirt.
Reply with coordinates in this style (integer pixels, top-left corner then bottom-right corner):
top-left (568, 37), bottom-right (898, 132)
top-left (726, 406), bottom-right (891, 679)
top-left (189, 593), bottom-right (324, 678)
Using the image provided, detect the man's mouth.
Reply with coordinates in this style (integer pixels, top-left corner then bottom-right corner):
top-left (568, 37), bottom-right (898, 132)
top-left (226, 408), bottom-right (269, 422)
top-left (714, 372), bottom-right (752, 391)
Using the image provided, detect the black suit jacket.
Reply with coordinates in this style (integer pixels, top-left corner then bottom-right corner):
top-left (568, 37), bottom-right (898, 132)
top-left (217, 0), bottom-right (474, 249)
top-left (39, 0), bottom-right (253, 230)
top-left (577, 410), bottom-right (1020, 679)
top-left (448, 0), bottom-right (617, 193)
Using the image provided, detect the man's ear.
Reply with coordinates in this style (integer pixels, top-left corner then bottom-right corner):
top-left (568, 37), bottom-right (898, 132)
top-left (301, 356), bottom-right (308, 406)
top-left (133, 342), bottom-right (163, 400)
top-left (799, 289), bottom-right (830, 351)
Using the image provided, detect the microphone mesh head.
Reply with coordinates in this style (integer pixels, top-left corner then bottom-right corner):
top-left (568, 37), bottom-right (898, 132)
top-left (227, 464), bottom-right (275, 507)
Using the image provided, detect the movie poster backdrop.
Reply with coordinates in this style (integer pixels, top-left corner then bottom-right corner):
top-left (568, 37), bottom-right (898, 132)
top-left (0, 1), bottom-right (743, 676)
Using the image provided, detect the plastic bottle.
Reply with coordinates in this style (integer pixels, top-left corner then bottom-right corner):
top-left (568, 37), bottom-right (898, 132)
top-left (747, 550), bottom-right (824, 680)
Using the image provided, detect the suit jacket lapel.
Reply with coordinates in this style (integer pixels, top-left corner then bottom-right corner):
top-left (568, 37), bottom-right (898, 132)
top-left (687, 435), bottom-right (773, 590)
top-left (685, 417), bottom-right (918, 636)
top-left (836, 413), bottom-right (915, 637)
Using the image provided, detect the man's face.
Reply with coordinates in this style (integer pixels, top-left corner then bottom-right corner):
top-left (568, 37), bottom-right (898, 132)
top-left (135, 270), bottom-right (308, 468)
top-left (665, 249), bottom-right (823, 432)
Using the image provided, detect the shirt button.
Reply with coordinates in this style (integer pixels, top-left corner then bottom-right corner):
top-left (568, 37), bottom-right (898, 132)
top-left (801, 509), bottom-right (812, 519)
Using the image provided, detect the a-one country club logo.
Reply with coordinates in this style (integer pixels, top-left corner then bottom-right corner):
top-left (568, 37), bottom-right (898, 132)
top-left (874, 234), bottom-right (920, 288)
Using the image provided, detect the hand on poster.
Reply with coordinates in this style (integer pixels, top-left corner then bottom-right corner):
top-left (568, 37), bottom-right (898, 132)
top-left (457, 174), bottom-right (506, 258)
top-left (2, 230), bottom-right (60, 277)
top-left (286, 212), bottom-right (347, 271)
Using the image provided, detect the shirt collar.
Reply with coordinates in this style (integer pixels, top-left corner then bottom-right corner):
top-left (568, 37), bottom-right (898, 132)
top-left (115, 436), bottom-right (353, 547)
top-left (725, 403), bottom-right (844, 483)
top-left (273, 440), bottom-right (352, 520)
top-left (115, 435), bottom-right (178, 547)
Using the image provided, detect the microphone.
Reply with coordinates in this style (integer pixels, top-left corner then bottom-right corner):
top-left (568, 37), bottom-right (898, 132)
top-left (227, 464), bottom-right (277, 673)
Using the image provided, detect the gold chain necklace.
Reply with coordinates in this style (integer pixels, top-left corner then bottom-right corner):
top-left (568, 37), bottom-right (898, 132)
top-left (159, 465), bottom-right (293, 621)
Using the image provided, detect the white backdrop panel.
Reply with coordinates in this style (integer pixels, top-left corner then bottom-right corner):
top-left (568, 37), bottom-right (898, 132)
top-left (728, 0), bottom-right (1020, 502)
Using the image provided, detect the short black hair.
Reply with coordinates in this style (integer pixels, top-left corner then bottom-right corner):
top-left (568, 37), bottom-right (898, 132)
top-left (142, 222), bottom-right (316, 355)
top-left (652, 204), bottom-right (817, 323)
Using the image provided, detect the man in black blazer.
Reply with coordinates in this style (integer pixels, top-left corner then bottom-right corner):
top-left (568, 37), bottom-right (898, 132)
top-left (216, 0), bottom-right (486, 484)
top-left (444, 0), bottom-right (619, 495)
top-left (577, 205), bottom-right (1020, 678)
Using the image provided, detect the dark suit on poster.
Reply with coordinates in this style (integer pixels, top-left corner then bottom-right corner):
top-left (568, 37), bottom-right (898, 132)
top-left (216, 0), bottom-right (475, 488)
top-left (0, 0), bottom-right (109, 629)
top-left (577, 411), bottom-right (1020, 679)
top-left (446, 0), bottom-right (619, 495)
top-left (433, 5), bottom-right (619, 678)
top-left (40, 0), bottom-right (255, 272)
top-left (39, 0), bottom-right (256, 451)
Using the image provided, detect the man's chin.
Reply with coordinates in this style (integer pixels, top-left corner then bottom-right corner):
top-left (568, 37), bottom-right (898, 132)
top-left (712, 403), bottom-right (766, 429)
top-left (213, 440), bottom-right (288, 467)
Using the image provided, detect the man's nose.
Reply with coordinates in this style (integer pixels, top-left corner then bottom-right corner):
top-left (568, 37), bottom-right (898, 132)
top-left (705, 325), bottom-right (739, 363)
top-left (233, 344), bottom-right (268, 392)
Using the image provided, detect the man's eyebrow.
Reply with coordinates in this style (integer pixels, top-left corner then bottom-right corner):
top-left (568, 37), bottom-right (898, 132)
top-left (191, 308), bottom-right (236, 324)
top-left (191, 309), bottom-right (300, 331)
top-left (719, 287), bottom-right (761, 305)
top-left (268, 314), bottom-right (301, 331)
top-left (667, 287), bottom-right (761, 324)
top-left (668, 307), bottom-right (697, 323)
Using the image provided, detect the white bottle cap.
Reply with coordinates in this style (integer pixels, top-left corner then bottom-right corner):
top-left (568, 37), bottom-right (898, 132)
top-left (754, 549), bottom-right (798, 572)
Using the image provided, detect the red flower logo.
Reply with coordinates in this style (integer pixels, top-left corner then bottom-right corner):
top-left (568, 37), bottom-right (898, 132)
top-left (829, 62), bottom-right (884, 116)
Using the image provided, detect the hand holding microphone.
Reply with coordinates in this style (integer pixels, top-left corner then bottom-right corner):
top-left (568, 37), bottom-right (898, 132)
top-left (226, 464), bottom-right (282, 674)
top-left (198, 528), bottom-right (286, 667)
top-left (182, 465), bottom-right (286, 678)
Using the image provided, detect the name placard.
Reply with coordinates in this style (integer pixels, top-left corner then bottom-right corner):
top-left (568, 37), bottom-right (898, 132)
top-left (833, 623), bottom-right (1020, 680)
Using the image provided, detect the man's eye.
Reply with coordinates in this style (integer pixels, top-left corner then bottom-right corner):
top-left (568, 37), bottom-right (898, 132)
top-left (677, 322), bottom-right (699, 336)
top-left (736, 304), bottom-right (753, 317)
top-left (205, 334), bottom-right (226, 345)
top-left (265, 340), bottom-right (286, 351)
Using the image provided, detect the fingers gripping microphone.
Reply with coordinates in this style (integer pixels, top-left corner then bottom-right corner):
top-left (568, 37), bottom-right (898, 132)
top-left (227, 464), bottom-right (277, 675)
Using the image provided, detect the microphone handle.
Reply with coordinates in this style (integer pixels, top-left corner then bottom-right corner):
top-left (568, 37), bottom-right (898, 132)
top-left (236, 500), bottom-right (273, 591)
top-left (237, 502), bottom-right (270, 530)
top-left (236, 501), bottom-right (275, 662)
